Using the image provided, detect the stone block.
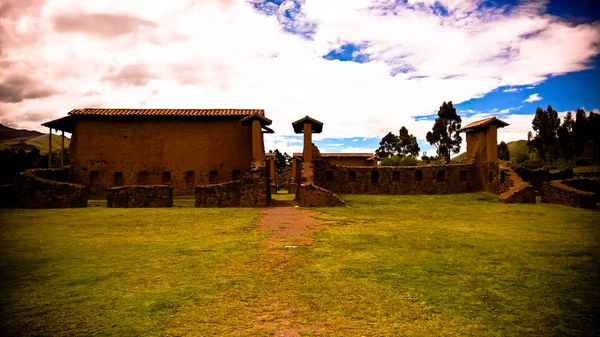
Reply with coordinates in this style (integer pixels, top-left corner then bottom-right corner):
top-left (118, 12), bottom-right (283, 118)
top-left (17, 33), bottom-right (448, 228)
top-left (107, 185), bottom-right (173, 208)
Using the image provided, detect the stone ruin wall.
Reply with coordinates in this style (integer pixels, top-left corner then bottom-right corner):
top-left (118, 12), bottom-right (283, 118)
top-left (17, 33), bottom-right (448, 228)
top-left (69, 118), bottom-right (254, 197)
top-left (11, 167), bottom-right (89, 208)
top-left (313, 162), bottom-right (478, 195)
top-left (542, 178), bottom-right (599, 209)
top-left (195, 167), bottom-right (271, 207)
top-left (309, 160), bottom-right (535, 203)
top-left (107, 185), bottom-right (174, 208)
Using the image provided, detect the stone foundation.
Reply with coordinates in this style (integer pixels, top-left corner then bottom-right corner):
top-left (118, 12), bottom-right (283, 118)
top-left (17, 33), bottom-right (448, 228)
top-left (195, 167), bottom-right (270, 207)
top-left (296, 183), bottom-right (345, 207)
top-left (542, 179), bottom-right (597, 209)
top-left (288, 183), bottom-right (298, 194)
top-left (13, 168), bottom-right (88, 208)
top-left (314, 162), bottom-right (477, 195)
top-left (107, 185), bottom-right (173, 208)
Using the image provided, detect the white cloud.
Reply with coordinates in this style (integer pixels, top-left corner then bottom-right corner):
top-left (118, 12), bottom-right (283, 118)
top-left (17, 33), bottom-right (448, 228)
top-left (340, 146), bottom-right (377, 153)
top-left (0, 0), bottom-right (598, 144)
top-left (523, 93), bottom-right (543, 103)
top-left (502, 88), bottom-right (519, 92)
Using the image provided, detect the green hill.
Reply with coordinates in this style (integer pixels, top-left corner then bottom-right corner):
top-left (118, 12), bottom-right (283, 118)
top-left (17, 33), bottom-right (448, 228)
top-left (0, 124), bottom-right (43, 140)
top-left (452, 139), bottom-right (529, 163)
top-left (0, 133), bottom-right (70, 154)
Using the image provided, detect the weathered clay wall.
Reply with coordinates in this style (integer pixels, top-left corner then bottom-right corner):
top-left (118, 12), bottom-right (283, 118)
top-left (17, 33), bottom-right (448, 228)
top-left (542, 179), bottom-right (596, 209)
top-left (297, 183), bottom-right (345, 207)
top-left (107, 185), bottom-right (173, 208)
top-left (465, 131), bottom-right (487, 165)
top-left (69, 118), bottom-right (253, 196)
top-left (313, 162), bottom-right (477, 195)
top-left (13, 168), bottom-right (88, 208)
top-left (195, 167), bottom-right (270, 207)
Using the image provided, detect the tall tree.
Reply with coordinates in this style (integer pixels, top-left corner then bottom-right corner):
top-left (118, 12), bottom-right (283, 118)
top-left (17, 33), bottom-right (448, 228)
top-left (557, 111), bottom-right (575, 159)
top-left (498, 141), bottom-right (510, 161)
top-left (530, 105), bottom-right (560, 161)
top-left (375, 132), bottom-right (399, 158)
top-left (426, 101), bottom-right (462, 163)
top-left (397, 126), bottom-right (420, 157)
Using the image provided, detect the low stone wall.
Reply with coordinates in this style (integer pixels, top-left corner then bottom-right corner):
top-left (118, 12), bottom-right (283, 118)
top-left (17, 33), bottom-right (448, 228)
top-left (563, 178), bottom-right (600, 201)
top-left (13, 170), bottom-right (88, 208)
top-left (28, 166), bottom-right (72, 182)
top-left (195, 167), bottom-right (270, 207)
top-left (107, 185), bottom-right (173, 208)
top-left (542, 179), bottom-right (596, 209)
top-left (477, 162), bottom-right (535, 203)
top-left (497, 166), bottom-right (536, 203)
top-left (288, 183), bottom-right (298, 194)
top-left (296, 183), bottom-right (345, 207)
top-left (313, 162), bottom-right (477, 195)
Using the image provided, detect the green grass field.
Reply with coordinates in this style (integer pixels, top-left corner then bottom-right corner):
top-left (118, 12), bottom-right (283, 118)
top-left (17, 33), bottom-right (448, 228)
top-left (1, 194), bottom-right (598, 336)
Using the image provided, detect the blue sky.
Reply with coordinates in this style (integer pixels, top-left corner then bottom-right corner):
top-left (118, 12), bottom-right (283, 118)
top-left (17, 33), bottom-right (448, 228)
top-left (1, 0), bottom-right (599, 157)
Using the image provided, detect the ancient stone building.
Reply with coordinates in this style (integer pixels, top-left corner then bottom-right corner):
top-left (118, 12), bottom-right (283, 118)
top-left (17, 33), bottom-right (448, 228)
top-left (42, 108), bottom-right (271, 196)
top-left (292, 115), bottom-right (535, 206)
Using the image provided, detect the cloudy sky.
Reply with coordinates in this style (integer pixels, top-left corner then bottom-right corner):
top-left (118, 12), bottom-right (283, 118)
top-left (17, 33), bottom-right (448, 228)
top-left (1, 0), bottom-right (599, 156)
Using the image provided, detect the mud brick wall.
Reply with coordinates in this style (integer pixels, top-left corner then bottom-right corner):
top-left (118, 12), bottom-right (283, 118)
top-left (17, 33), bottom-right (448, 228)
top-left (69, 118), bottom-right (254, 197)
top-left (107, 185), bottom-right (173, 208)
top-left (313, 162), bottom-right (477, 195)
top-left (297, 183), bottom-right (345, 207)
top-left (542, 180), bottom-right (596, 209)
top-left (13, 169), bottom-right (88, 208)
top-left (195, 167), bottom-right (270, 207)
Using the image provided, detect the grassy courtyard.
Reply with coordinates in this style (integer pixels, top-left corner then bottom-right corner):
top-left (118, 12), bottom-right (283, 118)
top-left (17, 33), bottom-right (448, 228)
top-left (0, 194), bottom-right (598, 336)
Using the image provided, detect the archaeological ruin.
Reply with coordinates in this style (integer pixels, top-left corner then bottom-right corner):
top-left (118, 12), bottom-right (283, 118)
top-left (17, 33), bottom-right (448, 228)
top-left (0, 109), bottom-right (596, 209)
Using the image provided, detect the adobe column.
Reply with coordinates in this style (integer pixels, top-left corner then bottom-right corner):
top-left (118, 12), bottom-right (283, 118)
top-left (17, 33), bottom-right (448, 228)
top-left (291, 116), bottom-right (324, 185)
top-left (239, 113), bottom-right (273, 168)
top-left (486, 124), bottom-right (498, 162)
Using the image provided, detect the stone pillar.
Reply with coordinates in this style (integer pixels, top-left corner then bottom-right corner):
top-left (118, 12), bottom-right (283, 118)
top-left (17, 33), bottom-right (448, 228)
top-left (269, 158), bottom-right (276, 177)
top-left (60, 130), bottom-right (65, 167)
top-left (290, 159), bottom-right (297, 182)
top-left (48, 128), bottom-right (52, 168)
top-left (303, 123), bottom-right (313, 163)
top-left (486, 125), bottom-right (498, 162)
top-left (252, 120), bottom-right (264, 167)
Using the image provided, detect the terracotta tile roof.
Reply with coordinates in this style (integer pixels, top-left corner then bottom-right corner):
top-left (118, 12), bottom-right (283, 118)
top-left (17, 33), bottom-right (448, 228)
top-left (458, 117), bottom-right (509, 132)
top-left (68, 108), bottom-right (264, 117)
top-left (291, 115), bottom-right (323, 133)
top-left (293, 152), bottom-right (377, 159)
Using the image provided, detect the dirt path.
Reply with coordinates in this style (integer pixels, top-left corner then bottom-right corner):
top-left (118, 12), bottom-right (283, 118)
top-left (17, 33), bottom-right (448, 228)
top-left (258, 199), bottom-right (329, 249)
top-left (252, 198), bottom-right (330, 336)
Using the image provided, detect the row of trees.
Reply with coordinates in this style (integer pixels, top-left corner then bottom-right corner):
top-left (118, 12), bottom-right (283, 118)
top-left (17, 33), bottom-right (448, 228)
top-left (376, 101), bottom-right (462, 164)
top-left (527, 106), bottom-right (600, 163)
top-left (0, 148), bottom-right (69, 184)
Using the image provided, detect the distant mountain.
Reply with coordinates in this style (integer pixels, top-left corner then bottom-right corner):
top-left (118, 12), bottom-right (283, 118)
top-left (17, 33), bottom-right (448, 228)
top-left (0, 124), bottom-right (43, 141)
top-left (452, 140), bottom-right (529, 163)
top-left (0, 125), bottom-right (70, 154)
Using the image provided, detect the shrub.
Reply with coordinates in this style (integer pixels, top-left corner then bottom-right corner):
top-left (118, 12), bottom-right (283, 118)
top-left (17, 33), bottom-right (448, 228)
top-left (380, 156), bottom-right (419, 166)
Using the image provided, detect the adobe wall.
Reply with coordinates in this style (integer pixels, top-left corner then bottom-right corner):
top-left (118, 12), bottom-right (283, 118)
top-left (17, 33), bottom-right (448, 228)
top-left (542, 179), bottom-right (597, 209)
top-left (313, 162), bottom-right (477, 195)
top-left (13, 168), bottom-right (89, 208)
top-left (465, 130), bottom-right (487, 165)
top-left (69, 118), bottom-right (253, 196)
top-left (107, 185), bottom-right (173, 208)
top-left (195, 167), bottom-right (270, 207)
